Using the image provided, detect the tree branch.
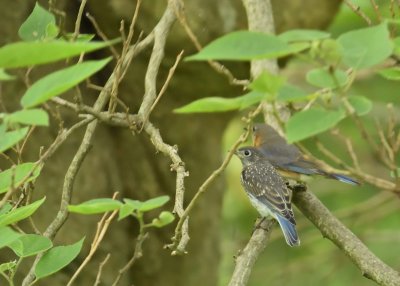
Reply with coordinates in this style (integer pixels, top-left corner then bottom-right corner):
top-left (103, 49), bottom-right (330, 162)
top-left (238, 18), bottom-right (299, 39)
top-left (227, 0), bottom-right (281, 285)
top-left (293, 189), bottom-right (400, 286)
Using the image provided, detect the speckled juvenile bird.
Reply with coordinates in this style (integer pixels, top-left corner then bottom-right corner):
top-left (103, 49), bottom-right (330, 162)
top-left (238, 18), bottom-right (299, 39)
top-left (235, 146), bottom-right (300, 247)
top-left (252, 123), bottom-right (360, 185)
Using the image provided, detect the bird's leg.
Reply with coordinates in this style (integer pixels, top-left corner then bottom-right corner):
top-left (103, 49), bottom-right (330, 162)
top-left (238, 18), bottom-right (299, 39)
top-left (251, 217), bottom-right (266, 234)
top-left (287, 182), bottom-right (307, 192)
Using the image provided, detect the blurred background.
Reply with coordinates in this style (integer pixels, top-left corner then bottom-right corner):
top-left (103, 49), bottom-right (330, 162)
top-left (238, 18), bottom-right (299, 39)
top-left (219, 2), bottom-right (400, 285)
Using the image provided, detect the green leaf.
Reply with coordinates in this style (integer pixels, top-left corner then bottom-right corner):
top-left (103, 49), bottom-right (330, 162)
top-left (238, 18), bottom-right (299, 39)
top-left (0, 127), bottom-right (29, 153)
top-left (123, 199), bottom-right (142, 210)
top-left (174, 91), bottom-right (265, 114)
top-left (0, 227), bottom-right (22, 249)
top-left (277, 84), bottom-right (311, 102)
top-left (139, 195), bottom-right (169, 212)
top-left (186, 31), bottom-right (293, 61)
top-left (378, 67), bottom-right (400, 81)
top-left (45, 23), bottom-right (59, 40)
top-left (393, 37), bottom-right (400, 56)
top-left (0, 162), bottom-right (42, 194)
top-left (286, 108), bottom-right (345, 143)
top-left (0, 69), bottom-right (15, 81)
top-left (152, 211), bottom-right (175, 228)
top-left (306, 67), bottom-right (347, 88)
top-left (0, 40), bottom-right (117, 68)
top-left (118, 203), bottom-right (136, 221)
top-left (0, 197), bottom-right (46, 227)
top-left (21, 58), bottom-right (111, 108)
top-left (68, 198), bottom-right (122, 215)
top-left (337, 23), bottom-right (393, 69)
top-left (249, 71), bottom-right (285, 100)
top-left (278, 29), bottom-right (330, 43)
top-left (0, 261), bottom-right (17, 273)
top-left (0, 203), bottom-right (12, 215)
top-left (18, 3), bottom-right (57, 41)
top-left (5, 109), bottom-right (49, 126)
top-left (35, 238), bottom-right (84, 279)
top-left (8, 234), bottom-right (52, 257)
top-left (347, 95), bottom-right (372, 116)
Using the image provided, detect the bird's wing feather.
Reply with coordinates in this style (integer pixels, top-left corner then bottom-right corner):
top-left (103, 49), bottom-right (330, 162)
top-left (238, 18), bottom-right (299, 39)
top-left (242, 163), bottom-right (296, 225)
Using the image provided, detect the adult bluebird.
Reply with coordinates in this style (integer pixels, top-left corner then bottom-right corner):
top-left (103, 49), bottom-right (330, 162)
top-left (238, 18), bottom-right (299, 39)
top-left (252, 123), bottom-right (360, 185)
top-left (235, 146), bottom-right (300, 247)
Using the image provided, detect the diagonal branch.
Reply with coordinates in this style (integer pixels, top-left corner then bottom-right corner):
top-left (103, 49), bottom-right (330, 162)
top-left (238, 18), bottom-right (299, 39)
top-left (293, 189), bottom-right (400, 286)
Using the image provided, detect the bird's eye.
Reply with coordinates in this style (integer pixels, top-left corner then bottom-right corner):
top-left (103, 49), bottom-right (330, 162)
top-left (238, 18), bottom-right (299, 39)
top-left (243, 150), bottom-right (251, 157)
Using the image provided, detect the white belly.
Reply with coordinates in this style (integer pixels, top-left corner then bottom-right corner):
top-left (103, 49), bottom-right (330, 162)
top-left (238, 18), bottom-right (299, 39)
top-left (248, 194), bottom-right (276, 219)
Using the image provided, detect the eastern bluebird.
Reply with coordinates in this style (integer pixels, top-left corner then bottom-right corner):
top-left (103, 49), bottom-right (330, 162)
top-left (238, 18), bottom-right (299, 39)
top-left (235, 146), bottom-right (300, 247)
top-left (252, 123), bottom-right (360, 185)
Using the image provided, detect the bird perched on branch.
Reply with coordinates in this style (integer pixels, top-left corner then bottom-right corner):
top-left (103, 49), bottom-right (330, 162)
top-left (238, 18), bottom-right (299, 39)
top-left (252, 123), bottom-right (360, 185)
top-left (235, 147), bottom-right (300, 247)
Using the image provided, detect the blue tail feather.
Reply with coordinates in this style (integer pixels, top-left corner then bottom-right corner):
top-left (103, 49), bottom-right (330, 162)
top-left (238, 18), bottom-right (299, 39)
top-left (276, 215), bottom-right (300, 247)
top-left (330, 173), bottom-right (360, 185)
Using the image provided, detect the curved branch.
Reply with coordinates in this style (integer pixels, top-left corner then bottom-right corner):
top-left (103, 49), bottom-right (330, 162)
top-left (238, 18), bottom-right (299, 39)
top-left (293, 189), bottom-right (400, 286)
top-left (228, 220), bottom-right (275, 286)
top-left (227, 1), bottom-right (280, 285)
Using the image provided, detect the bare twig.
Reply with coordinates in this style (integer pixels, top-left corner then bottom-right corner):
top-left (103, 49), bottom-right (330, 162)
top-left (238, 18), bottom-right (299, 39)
top-left (315, 139), bottom-right (399, 192)
top-left (143, 122), bottom-right (189, 254)
top-left (370, 0), bottom-right (382, 22)
top-left (137, 0), bottom-right (179, 119)
top-left (67, 202), bottom-right (119, 286)
top-left (93, 254), bottom-right (110, 286)
top-left (331, 129), bottom-right (361, 171)
top-left (0, 118), bottom-right (93, 210)
top-left (109, 0), bottom-right (142, 112)
top-left (149, 50), bottom-right (184, 114)
top-left (172, 0), bottom-right (249, 86)
top-left (344, 0), bottom-right (372, 25)
top-left (86, 13), bottom-right (120, 59)
top-left (167, 104), bottom-right (262, 254)
top-left (22, 6), bottom-right (157, 283)
top-left (72, 0), bottom-right (88, 41)
top-left (111, 232), bottom-right (148, 286)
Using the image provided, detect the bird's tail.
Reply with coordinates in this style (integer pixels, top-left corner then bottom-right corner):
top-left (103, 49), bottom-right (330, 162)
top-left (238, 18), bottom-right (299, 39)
top-left (276, 215), bottom-right (300, 247)
top-left (328, 173), bottom-right (360, 185)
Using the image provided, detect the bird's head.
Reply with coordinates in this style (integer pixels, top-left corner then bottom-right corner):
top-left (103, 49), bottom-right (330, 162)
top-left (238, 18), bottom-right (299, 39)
top-left (234, 146), bottom-right (264, 166)
top-left (252, 123), bottom-right (287, 147)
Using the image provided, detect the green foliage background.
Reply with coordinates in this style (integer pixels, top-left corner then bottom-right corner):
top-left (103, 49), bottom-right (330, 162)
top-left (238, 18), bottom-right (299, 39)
top-left (219, 2), bottom-right (400, 285)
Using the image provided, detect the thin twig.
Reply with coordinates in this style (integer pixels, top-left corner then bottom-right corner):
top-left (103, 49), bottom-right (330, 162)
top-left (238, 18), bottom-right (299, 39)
top-left (109, 0), bottom-right (142, 112)
top-left (149, 50), bottom-right (184, 114)
top-left (111, 232), bottom-right (149, 286)
top-left (331, 129), bottom-right (361, 171)
top-left (67, 195), bottom-right (119, 286)
top-left (0, 118), bottom-right (93, 210)
top-left (86, 13), bottom-right (120, 59)
top-left (167, 104), bottom-right (262, 254)
top-left (173, 0), bottom-right (249, 86)
top-left (344, 0), bottom-right (372, 25)
top-left (315, 139), bottom-right (399, 192)
top-left (72, 0), bottom-right (88, 41)
top-left (370, 0), bottom-right (382, 22)
top-left (93, 254), bottom-right (110, 286)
